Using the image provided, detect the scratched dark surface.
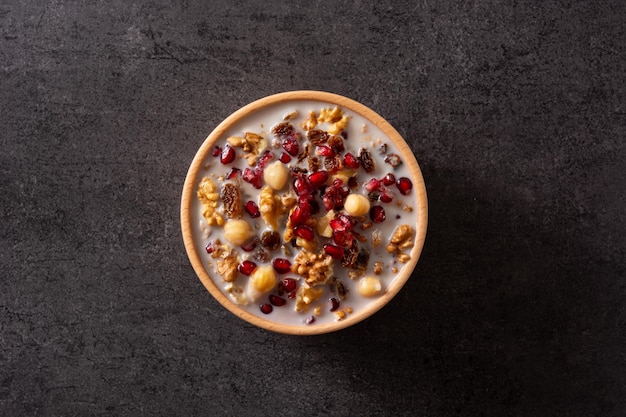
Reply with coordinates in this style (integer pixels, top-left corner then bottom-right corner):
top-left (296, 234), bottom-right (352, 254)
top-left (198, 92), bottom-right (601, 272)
top-left (2, 1), bottom-right (626, 416)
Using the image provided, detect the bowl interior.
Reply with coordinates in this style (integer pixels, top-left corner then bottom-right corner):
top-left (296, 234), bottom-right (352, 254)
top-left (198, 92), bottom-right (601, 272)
top-left (181, 91), bottom-right (427, 335)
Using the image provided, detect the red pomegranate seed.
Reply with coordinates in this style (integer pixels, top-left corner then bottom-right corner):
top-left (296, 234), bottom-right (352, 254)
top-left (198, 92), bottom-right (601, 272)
top-left (308, 170), bottom-right (329, 188)
top-left (380, 189), bottom-right (394, 203)
top-left (329, 298), bottom-right (340, 312)
top-left (343, 152), bottom-right (360, 169)
top-left (242, 168), bottom-right (263, 189)
top-left (272, 258), bottom-right (292, 274)
top-left (240, 240), bottom-right (257, 252)
top-left (293, 176), bottom-right (312, 197)
top-left (370, 206), bottom-right (386, 223)
top-left (257, 150), bottom-right (274, 169)
top-left (323, 243), bottom-right (344, 260)
top-left (294, 224), bottom-right (315, 240)
top-left (226, 167), bottom-right (241, 179)
top-left (283, 137), bottom-right (300, 156)
top-left (245, 200), bottom-right (260, 218)
top-left (396, 177), bottom-right (413, 195)
top-left (316, 145), bottom-right (334, 157)
top-left (237, 260), bottom-right (257, 276)
top-left (288, 290), bottom-right (297, 299)
top-left (305, 315), bottom-right (315, 324)
top-left (279, 152), bottom-right (292, 163)
top-left (332, 178), bottom-right (343, 188)
top-left (382, 173), bottom-right (396, 186)
top-left (220, 145), bottom-right (236, 164)
top-left (282, 278), bottom-right (297, 292)
top-left (260, 303), bottom-right (273, 314)
top-left (211, 145), bottom-right (222, 157)
top-left (289, 203), bottom-right (311, 226)
top-left (269, 294), bottom-right (287, 307)
top-left (205, 241), bottom-right (215, 254)
top-left (364, 178), bottom-right (381, 192)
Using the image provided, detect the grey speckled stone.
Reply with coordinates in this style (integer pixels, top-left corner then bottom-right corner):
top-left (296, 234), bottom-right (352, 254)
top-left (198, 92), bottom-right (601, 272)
top-left (1, 0), bottom-right (626, 416)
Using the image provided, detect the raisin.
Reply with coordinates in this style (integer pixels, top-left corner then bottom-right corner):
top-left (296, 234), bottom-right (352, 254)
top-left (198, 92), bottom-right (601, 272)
top-left (272, 122), bottom-right (296, 138)
top-left (353, 247), bottom-right (370, 271)
top-left (308, 156), bottom-right (321, 173)
top-left (358, 148), bottom-right (375, 173)
top-left (341, 241), bottom-right (359, 269)
top-left (221, 183), bottom-right (242, 219)
top-left (384, 153), bottom-right (403, 168)
top-left (297, 143), bottom-right (310, 163)
top-left (253, 249), bottom-right (270, 263)
top-left (307, 129), bottom-right (328, 145)
top-left (378, 143), bottom-right (388, 155)
top-left (327, 135), bottom-right (345, 154)
top-left (324, 154), bottom-right (343, 173)
top-left (261, 231), bottom-right (281, 251)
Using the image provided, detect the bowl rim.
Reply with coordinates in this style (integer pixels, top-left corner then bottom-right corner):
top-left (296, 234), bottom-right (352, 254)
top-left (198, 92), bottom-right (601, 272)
top-left (180, 90), bottom-right (428, 335)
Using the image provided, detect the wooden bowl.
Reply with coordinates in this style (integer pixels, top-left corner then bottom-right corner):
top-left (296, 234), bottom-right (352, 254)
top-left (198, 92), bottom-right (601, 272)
top-left (181, 91), bottom-right (427, 335)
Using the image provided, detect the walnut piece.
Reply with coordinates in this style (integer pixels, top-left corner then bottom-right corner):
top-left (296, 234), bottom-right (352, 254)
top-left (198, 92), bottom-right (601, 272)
top-left (292, 250), bottom-right (334, 286)
top-left (224, 283), bottom-right (248, 305)
top-left (259, 186), bottom-right (279, 230)
top-left (301, 111), bottom-right (318, 131)
top-left (386, 224), bottom-right (415, 263)
top-left (209, 240), bottom-right (239, 282)
top-left (317, 107), bottom-right (350, 135)
top-left (227, 132), bottom-right (267, 166)
top-left (295, 285), bottom-right (324, 312)
top-left (373, 261), bottom-right (383, 275)
top-left (197, 177), bottom-right (224, 226)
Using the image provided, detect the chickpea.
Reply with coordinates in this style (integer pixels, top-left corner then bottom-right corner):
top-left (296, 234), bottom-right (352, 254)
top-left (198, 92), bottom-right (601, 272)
top-left (343, 194), bottom-right (371, 217)
top-left (223, 219), bottom-right (254, 246)
top-left (358, 276), bottom-right (382, 297)
top-left (263, 161), bottom-right (289, 190)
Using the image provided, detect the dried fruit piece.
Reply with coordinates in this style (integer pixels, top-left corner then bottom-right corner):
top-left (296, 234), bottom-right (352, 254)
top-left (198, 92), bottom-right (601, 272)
top-left (307, 129), bottom-right (328, 145)
top-left (260, 231), bottom-right (281, 251)
top-left (358, 148), bottom-right (375, 173)
top-left (329, 298), bottom-right (340, 312)
top-left (327, 135), bottom-right (345, 154)
top-left (221, 183), bottom-right (242, 219)
top-left (323, 154), bottom-right (343, 174)
top-left (272, 122), bottom-right (296, 138)
top-left (384, 153), bottom-right (403, 168)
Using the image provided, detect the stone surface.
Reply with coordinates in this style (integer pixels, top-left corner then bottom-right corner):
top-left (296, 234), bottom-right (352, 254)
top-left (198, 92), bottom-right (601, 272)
top-left (2, 0), bottom-right (626, 415)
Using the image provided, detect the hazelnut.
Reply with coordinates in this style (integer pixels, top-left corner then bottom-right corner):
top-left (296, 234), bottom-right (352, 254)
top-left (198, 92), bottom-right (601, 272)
top-left (223, 219), bottom-right (255, 246)
top-left (246, 265), bottom-right (277, 301)
top-left (357, 276), bottom-right (382, 297)
top-left (263, 161), bottom-right (288, 190)
top-left (343, 194), bottom-right (371, 217)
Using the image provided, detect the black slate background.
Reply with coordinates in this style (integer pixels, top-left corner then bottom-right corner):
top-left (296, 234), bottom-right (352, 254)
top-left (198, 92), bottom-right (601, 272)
top-left (2, 1), bottom-right (626, 416)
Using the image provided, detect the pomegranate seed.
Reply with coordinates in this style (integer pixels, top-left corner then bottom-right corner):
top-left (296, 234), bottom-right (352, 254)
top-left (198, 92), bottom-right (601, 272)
top-left (283, 137), bottom-right (300, 156)
top-left (279, 152), bottom-right (292, 163)
top-left (269, 294), bottom-right (287, 307)
top-left (226, 167), bottom-right (241, 179)
top-left (260, 303), bottom-right (273, 314)
top-left (288, 290), bottom-right (297, 299)
top-left (370, 206), bottom-right (386, 223)
top-left (343, 152), bottom-right (360, 169)
top-left (332, 229), bottom-right (351, 246)
top-left (205, 241), bottom-right (215, 254)
top-left (240, 240), bottom-right (257, 252)
top-left (380, 189), bottom-right (394, 203)
top-left (336, 213), bottom-right (355, 230)
top-left (289, 203), bottom-right (311, 226)
top-left (242, 168), bottom-right (263, 189)
top-left (211, 145), bottom-right (222, 157)
top-left (257, 150), bottom-right (274, 169)
top-left (396, 177), bottom-right (413, 195)
top-left (305, 315), bottom-right (315, 324)
top-left (272, 258), bottom-right (292, 274)
top-left (282, 278), bottom-right (297, 292)
top-left (220, 145), bottom-right (236, 164)
top-left (294, 224), bottom-right (315, 240)
top-left (308, 170), bottom-right (329, 188)
top-left (323, 244), bottom-right (344, 260)
top-left (338, 185), bottom-right (350, 197)
top-left (245, 200), bottom-right (261, 218)
top-left (364, 178), bottom-right (381, 192)
top-left (238, 260), bottom-right (257, 276)
top-left (382, 173), bottom-right (396, 186)
top-left (316, 145), bottom-right (334, 157)
top-left (293, 176), bottom-right (312, 197)
top-left (330, 298), bottom-right (340, 312)
top-left (332, 178), bottom-right (343, 188)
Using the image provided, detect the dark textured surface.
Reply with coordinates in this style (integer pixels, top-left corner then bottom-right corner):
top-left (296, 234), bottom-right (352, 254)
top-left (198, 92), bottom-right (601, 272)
top-left (2, 0), bottom-right (626, 415)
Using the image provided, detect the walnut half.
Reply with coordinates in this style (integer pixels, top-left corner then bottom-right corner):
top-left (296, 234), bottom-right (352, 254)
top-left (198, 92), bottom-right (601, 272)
top-left (386, 224), bottom-right (415, 263)
top-left (291, 249), bottom-right (334, 287)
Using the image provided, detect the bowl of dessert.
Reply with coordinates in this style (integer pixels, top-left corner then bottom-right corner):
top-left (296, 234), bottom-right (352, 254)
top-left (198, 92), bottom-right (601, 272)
top-left (181, 91), bottom-right (427, 335)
